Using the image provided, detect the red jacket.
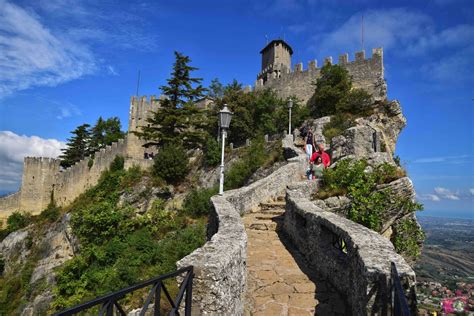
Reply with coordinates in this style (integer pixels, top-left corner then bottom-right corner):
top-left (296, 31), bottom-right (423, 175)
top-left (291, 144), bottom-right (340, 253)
top-left (310, 151), bottom-right (330, 167)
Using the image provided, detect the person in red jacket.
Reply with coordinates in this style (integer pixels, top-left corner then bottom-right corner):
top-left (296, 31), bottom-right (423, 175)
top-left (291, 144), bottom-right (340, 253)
top-left (310, 144), bottom-right (330, 168)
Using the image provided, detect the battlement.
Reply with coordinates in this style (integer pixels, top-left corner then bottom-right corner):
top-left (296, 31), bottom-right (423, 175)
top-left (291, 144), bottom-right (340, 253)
top-left (129, 95), bottom-right (162, 132)
top-left (255, 48), bottom-right (386, 104)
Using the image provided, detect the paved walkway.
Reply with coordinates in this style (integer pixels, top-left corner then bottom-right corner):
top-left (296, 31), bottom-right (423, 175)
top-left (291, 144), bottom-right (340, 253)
top-left (244, 199), bottom-right (347, 315)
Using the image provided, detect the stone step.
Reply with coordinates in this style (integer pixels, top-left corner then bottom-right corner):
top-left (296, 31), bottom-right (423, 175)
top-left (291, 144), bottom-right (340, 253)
top-left (245, 220), bottom-right (278, 231)
top-left (259, 201), bottom-right (286, 210)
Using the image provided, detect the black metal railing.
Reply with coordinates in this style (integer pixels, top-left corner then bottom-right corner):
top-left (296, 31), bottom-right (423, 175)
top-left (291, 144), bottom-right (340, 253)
top-left (54, 266), bottom-right (193, 316)
top-left (390, 262), bottom-right (411, 316)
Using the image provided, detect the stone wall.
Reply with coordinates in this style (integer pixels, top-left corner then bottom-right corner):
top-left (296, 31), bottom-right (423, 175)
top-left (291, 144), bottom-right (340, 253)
top-left (177, 136), bottom-right (306, 315)
top-left (53, 138), bottom-right (128, 207)
top-left (19, 157), bottom-right (61, 213)
top-left (255, 48), bottom-right (386, 104)
top-left (0, 192), bottom-right (20, 227)
top-left (284, 181), bottom-right (416, 315)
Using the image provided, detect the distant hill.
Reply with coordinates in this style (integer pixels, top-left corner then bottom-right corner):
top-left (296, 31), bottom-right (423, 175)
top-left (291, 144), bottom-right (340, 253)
top-left (415, 216), bottom-right (474, 286)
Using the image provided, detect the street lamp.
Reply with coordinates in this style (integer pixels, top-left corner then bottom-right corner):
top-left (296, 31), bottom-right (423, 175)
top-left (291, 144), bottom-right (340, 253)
top-left (287, 98), bottom-right (293, 135)
top-left (218, 104), bottom-right (233, 195)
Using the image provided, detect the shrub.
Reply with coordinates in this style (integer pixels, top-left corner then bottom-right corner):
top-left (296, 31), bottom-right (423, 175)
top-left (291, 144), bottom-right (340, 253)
top-left (183, 187), bottom-right (218, 217)
top-left (6, 211), bottom-right (31, 232)
top-left (153, 145), bottom-right (189, 184)
top-left (39, 202), bottom-right (61, 223)
top-left (317, 159), bottom-right (421, 232)
top-left (110, 155), bottom-right (124, 172)
top-left (204, 138), bottom-right (220, 167)
top-left (393, 217), bottom-right (425, 259)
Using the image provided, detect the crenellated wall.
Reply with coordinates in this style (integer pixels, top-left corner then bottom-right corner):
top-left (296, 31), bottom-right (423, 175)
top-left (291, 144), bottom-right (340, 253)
top-left (0, 95), bottom-right (161, 220)
top-left (53, 138), bottom-right (128, 207)
top-left (255, 48), bottom-right (386, 104)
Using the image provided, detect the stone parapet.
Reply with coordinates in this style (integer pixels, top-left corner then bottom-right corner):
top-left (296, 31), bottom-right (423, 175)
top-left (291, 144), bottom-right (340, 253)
top-left (284, 182), bottom-right (416, 315)
top-left (177, 139), bottom-right (306, 315)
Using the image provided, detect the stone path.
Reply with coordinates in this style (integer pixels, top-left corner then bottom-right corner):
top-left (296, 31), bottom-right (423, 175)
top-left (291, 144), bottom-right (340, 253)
top-left (244, 199), bottom-right (347, 315)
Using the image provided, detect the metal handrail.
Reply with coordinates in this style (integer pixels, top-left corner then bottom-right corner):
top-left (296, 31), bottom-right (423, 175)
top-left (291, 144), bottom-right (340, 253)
top-left (54, 266), bottom-right (193, 316)
top-left (390, 262), bottom-right (411, 316)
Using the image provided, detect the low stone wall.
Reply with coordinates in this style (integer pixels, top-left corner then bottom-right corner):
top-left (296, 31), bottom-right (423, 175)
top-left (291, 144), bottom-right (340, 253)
top-left (177, 136), bottom-right (306, 315)
top-left (284, 182), bottom-right (416, 315)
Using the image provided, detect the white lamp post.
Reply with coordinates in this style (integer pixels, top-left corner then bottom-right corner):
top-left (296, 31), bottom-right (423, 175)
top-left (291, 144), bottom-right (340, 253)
top-left (288, 98), bottom-right (293, 135)
top-left (218, 105), bottom-right (233, 195)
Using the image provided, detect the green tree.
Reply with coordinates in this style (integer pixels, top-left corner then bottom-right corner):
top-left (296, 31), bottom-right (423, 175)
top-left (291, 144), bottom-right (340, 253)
top-left (153, 144), bottom-right (189, 184)
top-left (308, 64), bottom-right (373, 118)
top-left (136, 52), bottom-right (207, 149)
top-left (60, 124), bottom-right (91, 168)
top-left (89, 117), bottom-right (124, 153)
top-left (208, 78), bottom-right (224, 100)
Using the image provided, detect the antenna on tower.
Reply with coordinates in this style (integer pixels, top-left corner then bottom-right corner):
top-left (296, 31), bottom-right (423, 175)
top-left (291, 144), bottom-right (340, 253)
top-left (361, 15), bottom-right (365, 51)
top-left (265, 34), bottom-right (269, 44)
top-left (136, 70), bottom-right (141, 96)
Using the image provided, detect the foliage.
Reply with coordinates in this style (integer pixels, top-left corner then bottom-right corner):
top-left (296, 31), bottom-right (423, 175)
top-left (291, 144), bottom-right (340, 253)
top-left (135, 52), bottom-right (208, 149)
top-left (393, 217), bottom-right (425, 259)
top-left (89, 117), bottom-right (125, 153)
top-left (322, 113), bottom-right (356, 143)
top-left (209, 84), bottom-right (309, 145)
top-left (6, 211), bottom-right (31, 232)
top-left (224, 138), bottom-right (283, 190)
top-left (204, 137), bottom-right (221, 167)
top-left (60, 124), bottom-right (91, 168)
top-left (51, 162), bottom-right (206, 311)
top-left (60, 117), bottom-right (125, 168)
top-left (39, 201), bottom-right (61, 223)
top-left (152, 145), bottom-right (189, 184)
top-left (208, 78), bottom-right (224, 100)
top-left (308, 64), bottom-right (373, 118)
top-left (109, 155), bottom-right (124, 172)
top-left (318, 159), bottom-right (421, 232)
top-left (183, 187), bottom-right (218, 217)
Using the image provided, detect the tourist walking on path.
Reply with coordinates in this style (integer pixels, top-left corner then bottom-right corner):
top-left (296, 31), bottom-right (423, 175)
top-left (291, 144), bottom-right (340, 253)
top-left (305, 127), bottom-right (315, 161)
top-left (310, 144), bottom-right (331, 168)
top-left (310, 156), bottom-right (325, 180)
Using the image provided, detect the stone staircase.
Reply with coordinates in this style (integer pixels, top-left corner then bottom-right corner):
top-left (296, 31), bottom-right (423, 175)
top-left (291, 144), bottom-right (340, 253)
top-left (243, 198), bottom-right (347, 315)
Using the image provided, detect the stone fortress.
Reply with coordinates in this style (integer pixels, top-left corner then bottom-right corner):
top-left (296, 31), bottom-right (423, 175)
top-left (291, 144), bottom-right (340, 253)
top-left (0, 39), bottom-right (386, 226)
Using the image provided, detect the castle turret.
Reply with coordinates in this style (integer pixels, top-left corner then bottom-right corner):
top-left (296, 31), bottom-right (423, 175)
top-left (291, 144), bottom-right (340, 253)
top-left (258, 39), bottom-right (293, 83)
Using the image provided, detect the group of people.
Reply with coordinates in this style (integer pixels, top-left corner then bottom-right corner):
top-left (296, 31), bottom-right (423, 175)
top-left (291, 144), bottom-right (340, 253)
top-left (302, 126), bottom-right (330, 180)
top-left (143, 152), bottom-right (155, 160)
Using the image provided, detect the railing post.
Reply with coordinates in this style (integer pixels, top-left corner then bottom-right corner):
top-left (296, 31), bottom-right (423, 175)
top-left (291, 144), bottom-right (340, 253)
top-left (185, 268), bottom-right (193, 316)
top-left (154, 281), bottom-right (161, 316)
top-left (106, 300), bottom-right (114, 316)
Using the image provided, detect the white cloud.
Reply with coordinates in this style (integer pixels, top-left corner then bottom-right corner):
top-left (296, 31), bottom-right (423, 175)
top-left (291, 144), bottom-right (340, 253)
top-left (434, 187), bottom-right (460, 200)
top-left (0, 131), bottom-right (65, 192)
top-left (312, 8), bottom-right (432, 54)
top-left (469, 188), bottom-right (474, 195)
top-left (412, 154), bottom-right (471, 164)
top-left (418, 193), bottom-right (441, 202)
top-left (0, 0), bottom-right (96, 97)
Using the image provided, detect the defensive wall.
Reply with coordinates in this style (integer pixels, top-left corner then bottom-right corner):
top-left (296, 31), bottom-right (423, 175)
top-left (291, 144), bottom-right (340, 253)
top-left (254, 48), bottom-right (386, 104)
top-left (0, 96), bottom-right (159, 224)
top-left (178, 136), bottom-right (415, 315)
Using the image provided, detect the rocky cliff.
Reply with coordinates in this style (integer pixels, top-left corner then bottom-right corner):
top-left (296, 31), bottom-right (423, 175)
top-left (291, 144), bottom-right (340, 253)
top-left (302, 99), bottom-right (424, 265)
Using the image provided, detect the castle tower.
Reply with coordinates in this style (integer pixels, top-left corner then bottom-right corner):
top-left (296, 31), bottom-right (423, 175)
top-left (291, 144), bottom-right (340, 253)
top-left (126, 95), bottom-right (161, 160)
top-left (19, 157), bottom-right (60, 213)
top-left (258, 39), bottom-right (293, 83)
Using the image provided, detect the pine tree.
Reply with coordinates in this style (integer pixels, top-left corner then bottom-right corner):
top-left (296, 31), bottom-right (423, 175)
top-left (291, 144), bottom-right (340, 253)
top-left (60, 124), bottom-right (91, 168)
top-left (135, 52), bottom-right (207, 149)
top-left (89, 117), bottom-right (124, 153)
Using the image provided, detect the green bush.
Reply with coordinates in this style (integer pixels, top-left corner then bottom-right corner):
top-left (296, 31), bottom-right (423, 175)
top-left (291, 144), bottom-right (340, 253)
top-left (204, 138), bottom-right (220, 166)
top-left (39, 202), bottom-right (61, 223)
top-left (110, 155), bottom-right (124, 172)
top-left (183, 187), bottom-right (218, 217)
top-left (153, 145), bottom-right (189, 184)
top-left (393, 217), bottom-right (425, 259)
top-left (6, 211), bottom-right (31, 232)
top-left (318, 159), bottom-right (422, 232)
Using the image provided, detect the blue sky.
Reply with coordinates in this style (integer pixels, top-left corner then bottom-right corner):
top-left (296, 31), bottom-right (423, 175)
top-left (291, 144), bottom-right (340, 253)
top-left (0, 0), bottom-right (472, 218)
